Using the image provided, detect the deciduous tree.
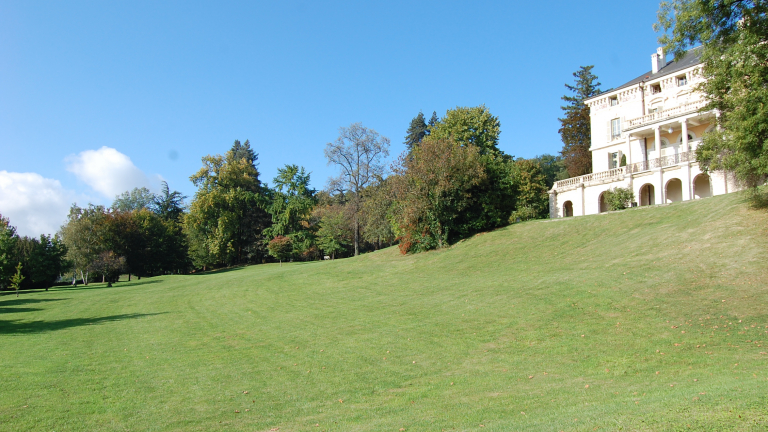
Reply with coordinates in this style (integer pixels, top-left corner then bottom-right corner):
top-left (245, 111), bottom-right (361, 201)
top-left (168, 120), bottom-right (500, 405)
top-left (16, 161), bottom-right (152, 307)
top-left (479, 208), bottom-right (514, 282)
top-left (325, 123), bottom-right (390, 256)
top-left (390, 136), bottom-right (486, 253)
top-left (267, 236), bottom-right (292, 266)
top-left (112, 187), bottom-right (156, 212)
top-left (656, 0), bottom-right (768, 187)
top-left (185, 140), bottom-right (270, 267)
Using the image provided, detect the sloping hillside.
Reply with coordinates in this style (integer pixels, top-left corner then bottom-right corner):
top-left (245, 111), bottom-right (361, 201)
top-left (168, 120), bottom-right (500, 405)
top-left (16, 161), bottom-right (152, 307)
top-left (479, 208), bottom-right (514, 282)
top-left (1, 192), bottom-right (767, 431)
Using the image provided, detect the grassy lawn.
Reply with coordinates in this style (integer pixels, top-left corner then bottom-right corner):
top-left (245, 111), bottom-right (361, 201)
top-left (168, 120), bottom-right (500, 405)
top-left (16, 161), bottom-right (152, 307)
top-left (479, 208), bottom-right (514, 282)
top-left (1, 192), bottom-right (767, 431)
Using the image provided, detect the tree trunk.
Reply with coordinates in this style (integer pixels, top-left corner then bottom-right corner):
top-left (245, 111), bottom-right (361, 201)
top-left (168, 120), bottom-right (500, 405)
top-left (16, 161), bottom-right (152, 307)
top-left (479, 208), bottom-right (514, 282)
top-left (354, 214), bottom-right (359, 256)
top-left (128, 273), bottom-right (131, 281)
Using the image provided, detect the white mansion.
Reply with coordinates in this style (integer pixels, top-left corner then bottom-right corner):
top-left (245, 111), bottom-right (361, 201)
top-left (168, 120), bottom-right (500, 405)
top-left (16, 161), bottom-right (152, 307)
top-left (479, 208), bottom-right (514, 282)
top-left (549, 47), bottom-right (741, 218)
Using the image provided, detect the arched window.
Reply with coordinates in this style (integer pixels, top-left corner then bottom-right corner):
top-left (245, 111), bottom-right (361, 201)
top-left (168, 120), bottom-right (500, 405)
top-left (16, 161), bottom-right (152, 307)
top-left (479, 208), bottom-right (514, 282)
top-left (678, 131), bottom-right (696, 142)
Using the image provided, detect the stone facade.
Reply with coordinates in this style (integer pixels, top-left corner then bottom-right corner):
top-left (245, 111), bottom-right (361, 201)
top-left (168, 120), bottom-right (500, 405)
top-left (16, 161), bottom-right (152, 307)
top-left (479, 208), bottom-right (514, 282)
top-left (549, 47), bottom-right (741, 219)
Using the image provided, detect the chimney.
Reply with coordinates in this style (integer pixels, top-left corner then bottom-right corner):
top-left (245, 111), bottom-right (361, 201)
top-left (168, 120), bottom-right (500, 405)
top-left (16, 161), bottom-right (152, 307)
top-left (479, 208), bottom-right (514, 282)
top-left (651, 47), bottom-right (665, 74)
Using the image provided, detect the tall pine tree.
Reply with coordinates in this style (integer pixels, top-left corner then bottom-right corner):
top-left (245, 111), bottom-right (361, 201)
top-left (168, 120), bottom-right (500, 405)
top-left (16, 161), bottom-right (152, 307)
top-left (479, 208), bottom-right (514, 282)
top-left (428, 111), bottom-right (438, 128)
top-left (404, 111), bottom-right (428, 150)
top-left (559, 66), bottom-right (601, 178)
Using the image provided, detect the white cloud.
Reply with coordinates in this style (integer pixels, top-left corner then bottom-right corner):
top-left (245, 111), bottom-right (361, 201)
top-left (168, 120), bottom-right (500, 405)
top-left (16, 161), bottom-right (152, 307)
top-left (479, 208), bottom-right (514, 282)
top-left (0, 171), bottom-right (75, 237)
top-left (65, 146), bottom-right (161, 198)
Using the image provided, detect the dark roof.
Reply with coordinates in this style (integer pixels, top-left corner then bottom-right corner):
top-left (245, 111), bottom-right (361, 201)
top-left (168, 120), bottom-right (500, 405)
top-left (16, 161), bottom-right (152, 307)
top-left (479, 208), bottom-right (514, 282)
top-left (585, 47), bottom-right (704, 102)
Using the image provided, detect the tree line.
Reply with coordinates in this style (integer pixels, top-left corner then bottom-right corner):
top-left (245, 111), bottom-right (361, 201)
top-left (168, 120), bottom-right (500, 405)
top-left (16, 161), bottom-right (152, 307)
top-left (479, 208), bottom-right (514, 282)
top-left (7, 0), bottom-right (764, 291)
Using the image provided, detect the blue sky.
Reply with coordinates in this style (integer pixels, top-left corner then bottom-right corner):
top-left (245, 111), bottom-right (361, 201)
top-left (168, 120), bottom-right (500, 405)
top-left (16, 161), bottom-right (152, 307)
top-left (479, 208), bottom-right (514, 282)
top-left (1, 0), bottom-right (666, 236)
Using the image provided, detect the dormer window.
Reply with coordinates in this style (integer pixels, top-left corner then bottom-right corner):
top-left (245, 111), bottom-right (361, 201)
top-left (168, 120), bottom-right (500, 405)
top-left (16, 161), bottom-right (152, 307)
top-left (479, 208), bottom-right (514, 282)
top-left (651, 84), bottom-right (662, 94)
top-left (677, 75), bottom-right (687, 86)
top-left (609, 96), bottom-right (619, 106)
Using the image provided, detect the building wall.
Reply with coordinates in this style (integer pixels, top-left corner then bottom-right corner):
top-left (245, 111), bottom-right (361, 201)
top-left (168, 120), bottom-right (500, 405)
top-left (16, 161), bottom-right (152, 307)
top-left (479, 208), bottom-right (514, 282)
top-left (551, 164), bottom-right (741, 219)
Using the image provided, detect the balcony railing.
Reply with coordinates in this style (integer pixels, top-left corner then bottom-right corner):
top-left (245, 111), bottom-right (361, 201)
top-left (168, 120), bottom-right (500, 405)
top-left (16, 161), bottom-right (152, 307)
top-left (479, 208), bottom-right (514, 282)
top-left (553, 150), bottom-right (697, 190)
top-left (625, 150), bottom-right (695, 174)
top-left (553, 167), bottom-right (626, 190)
top-left (625, 100), bottom-right (708, 130)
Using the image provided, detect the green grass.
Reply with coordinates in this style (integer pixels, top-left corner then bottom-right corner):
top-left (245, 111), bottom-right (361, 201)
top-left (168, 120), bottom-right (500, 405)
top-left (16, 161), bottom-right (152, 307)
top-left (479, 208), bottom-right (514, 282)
top-left (2, 192), bottom-right (768, 431)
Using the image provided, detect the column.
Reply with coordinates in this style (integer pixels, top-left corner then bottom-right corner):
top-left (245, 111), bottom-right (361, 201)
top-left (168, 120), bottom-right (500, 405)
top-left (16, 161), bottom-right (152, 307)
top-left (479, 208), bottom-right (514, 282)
top-left (681, 119), bottom-right (692, 201)
top-left (579, 183), bottom-right (585, 216)
top-left (549, 191), bottom-right (557, 219)
top-left (654, 126), bottom-right (664, 204)
top-left (625, 133), bottom-right (633, 196)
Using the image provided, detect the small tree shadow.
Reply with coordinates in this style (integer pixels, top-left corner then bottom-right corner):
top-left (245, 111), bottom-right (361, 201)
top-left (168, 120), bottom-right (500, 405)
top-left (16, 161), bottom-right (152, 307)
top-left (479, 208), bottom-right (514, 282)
top-left (187, 266), bottom-right (246, 276)
top-left (0, 312), bottom-right (166, 335)
top-left (52, 279), bottom-right (162, 292)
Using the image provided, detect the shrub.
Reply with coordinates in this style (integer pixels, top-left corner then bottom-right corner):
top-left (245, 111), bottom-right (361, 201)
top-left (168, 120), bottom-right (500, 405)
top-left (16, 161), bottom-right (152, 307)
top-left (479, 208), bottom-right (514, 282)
top-left (604, 187), bottom-right (635, 211)
top-left (508, 206), bottom-right (540, 224)
top-left (267, 236), bottom-right (293, 265)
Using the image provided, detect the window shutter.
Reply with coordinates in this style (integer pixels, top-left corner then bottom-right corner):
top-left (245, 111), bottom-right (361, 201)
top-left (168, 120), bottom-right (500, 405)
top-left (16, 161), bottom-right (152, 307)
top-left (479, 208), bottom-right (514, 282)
top-left (606, 121), bottom-right (611, 142)
top-left (620, 116), bottom-right (625, 138)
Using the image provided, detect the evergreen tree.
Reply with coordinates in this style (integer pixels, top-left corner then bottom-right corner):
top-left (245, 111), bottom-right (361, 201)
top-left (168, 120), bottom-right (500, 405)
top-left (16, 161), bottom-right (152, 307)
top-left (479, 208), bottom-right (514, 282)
top-left (153, 181), bottom-right (186, 221)
top-left (404, 111), bottom-right (428, 150)
top-left (559, 66), bottom-right (601, 178)
top-left (428, 111), bottom-right (439, 128)
top-left (230, 139), bottom-right (258, 167)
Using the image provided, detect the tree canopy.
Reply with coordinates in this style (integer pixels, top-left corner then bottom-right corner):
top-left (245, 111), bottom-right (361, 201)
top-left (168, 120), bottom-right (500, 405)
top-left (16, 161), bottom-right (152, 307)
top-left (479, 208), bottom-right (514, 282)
top-left (559, 66), bottom-right (601, 178)
top-left (325, 123), bottom-right (390, 256)
top-left (656, 0), bottom-right (768, 187)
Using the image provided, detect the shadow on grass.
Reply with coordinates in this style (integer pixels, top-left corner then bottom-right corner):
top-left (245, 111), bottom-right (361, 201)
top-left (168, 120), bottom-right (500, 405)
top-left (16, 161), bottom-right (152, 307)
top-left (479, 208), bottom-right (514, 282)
top-left (0, 298), bottom-right (68, 315)
top-left (51, 279), bottom-right (162, 292)
top-left (0, 297), bottom-right (68, 306)
top-left (0, 312), bottom-right (166, 334)
top-left (187, 266), bottom-right (246, 276)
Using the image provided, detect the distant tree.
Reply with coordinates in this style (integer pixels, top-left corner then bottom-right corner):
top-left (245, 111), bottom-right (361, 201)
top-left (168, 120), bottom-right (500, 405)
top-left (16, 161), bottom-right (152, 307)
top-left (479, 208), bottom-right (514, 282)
top-left (10, 262), bottom-right (24, 297)
top-left (267, 236), bottom-right (293, 266)
top-left (428, 111), bottom-right (439, 128)
top-left (429, 105), bottom-right (501, 155)
top-left (230, 139), bottom-right (258, 167)
top-left (559, 66), bottom-right (601, 177)
top-left (16, 235), bottom-right (68, 290)
top-left (60, 204), bottom-right (108, 285)
top-left (0, 215), bottom-right (18, 288)
top-left (428, 105), bottom-right (516, 235)
top-left (656, 0), bottom-right (768, 188)
top-left (112, 187), bottom-right (156, 212)
top-left (264, 165), bottom-right (317, 240)
top-left (404, 111), bottom-right (428, 151)
top-left (325, 123), bottom-right (390, 256)
top-left (511, 159), bottom-right (550, 220)
top-left (390, 136), bottom-right (486, 253)
top-left (360, 179), bottom-right (395, 249)
top-left (87, 251), bottom-right (126, 286)
top-left (531, 154), bottom-right (569, 189)
top-left (314, 205), bottom-right (352, 259)
top-left (185, 140), bottom-right (271, 267)
top-left (153, 181), bottom-right (186, 221)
